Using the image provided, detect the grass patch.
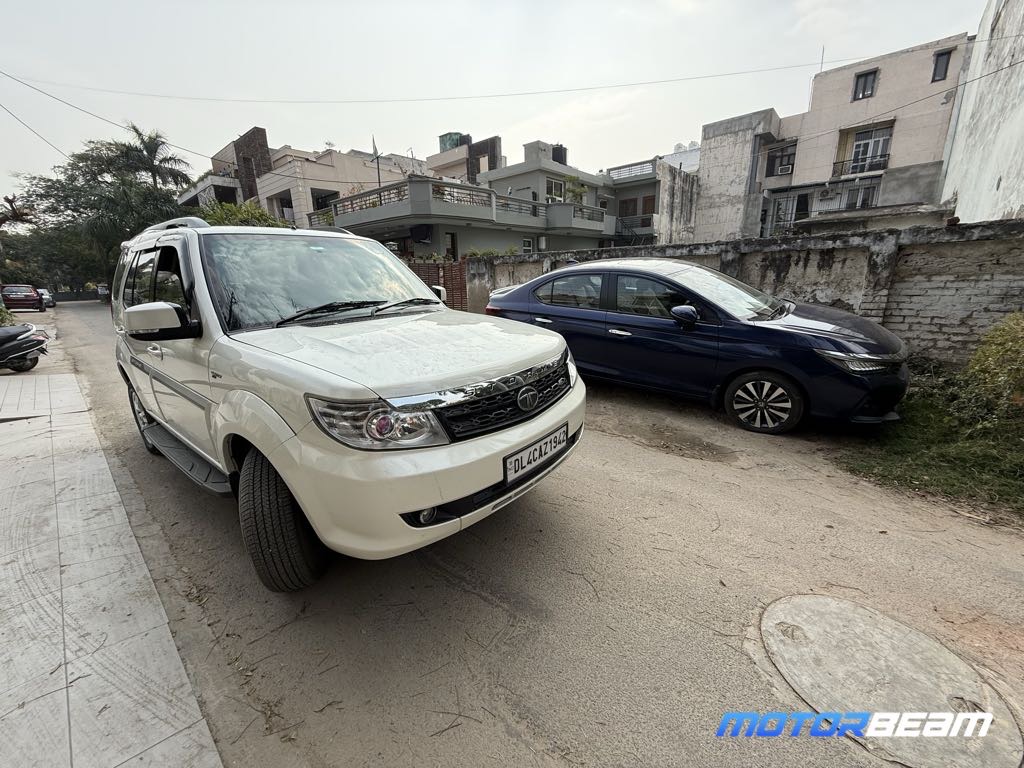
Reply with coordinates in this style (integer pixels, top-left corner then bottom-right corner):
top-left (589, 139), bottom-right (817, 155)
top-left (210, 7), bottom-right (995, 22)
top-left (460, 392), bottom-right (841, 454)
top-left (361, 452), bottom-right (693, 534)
top-left (838, 359), bottom-right (1024, 513)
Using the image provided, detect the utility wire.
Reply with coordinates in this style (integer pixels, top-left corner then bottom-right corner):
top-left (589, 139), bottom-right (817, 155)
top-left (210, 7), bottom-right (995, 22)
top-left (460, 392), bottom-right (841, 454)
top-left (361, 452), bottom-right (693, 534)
top-left (0, 99), bottom-right (69, 159)
top-left (2, 49), bottom-right (1022, 193)
top-left (9, 33), bottom-right (1021, 106)
top-left (13, 59), bottom-right (867, 105)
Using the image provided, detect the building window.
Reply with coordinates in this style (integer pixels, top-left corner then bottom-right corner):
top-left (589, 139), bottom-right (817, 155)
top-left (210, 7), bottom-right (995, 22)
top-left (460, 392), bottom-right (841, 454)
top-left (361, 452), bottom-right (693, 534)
top-left (444, 231), bottom-right (458, 260)
top-left (618, 198), bottom-right (638, 218)
top-left (853, 69), bottom-right (878, 100)
top-left (850, 126), bottom-right (892, 173)
top-left (545, 178), bottom-right (564, 203)
top-left (522, 238), bottom-right (534, 254)
top-left (844, 185), bottom-right (878, 210)
top-left (932, 50), bottom-right (952, 82)
top-left (766, 144), bottom-right (797, 176)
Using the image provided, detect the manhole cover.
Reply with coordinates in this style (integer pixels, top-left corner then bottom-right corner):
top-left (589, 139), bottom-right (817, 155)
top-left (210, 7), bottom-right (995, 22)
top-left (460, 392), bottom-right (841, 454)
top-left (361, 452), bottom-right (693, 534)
top-left (761, 595), bottom-right (1023, 768)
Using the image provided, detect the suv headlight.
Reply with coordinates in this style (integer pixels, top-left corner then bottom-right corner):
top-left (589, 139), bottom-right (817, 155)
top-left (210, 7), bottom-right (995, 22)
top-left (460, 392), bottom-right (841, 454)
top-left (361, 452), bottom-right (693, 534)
top-left (816, 349), bottom-right (892, 373)
top-left (566, 348), bottom-right (578, 386)
top-left (306, 397), bottom-right (449, 450)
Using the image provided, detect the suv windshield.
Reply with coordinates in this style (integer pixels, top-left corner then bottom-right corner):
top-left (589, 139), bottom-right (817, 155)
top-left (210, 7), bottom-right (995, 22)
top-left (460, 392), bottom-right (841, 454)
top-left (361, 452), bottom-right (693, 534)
top-left (675, 266), bottom-right (784, 321)
top-left (200, 234), bottom-right (437, 331)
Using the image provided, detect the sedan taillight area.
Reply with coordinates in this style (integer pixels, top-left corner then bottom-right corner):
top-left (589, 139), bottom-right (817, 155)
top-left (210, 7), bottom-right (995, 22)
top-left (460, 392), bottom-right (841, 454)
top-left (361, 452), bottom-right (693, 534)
top-left (484, 305), bottom-right (502, 316)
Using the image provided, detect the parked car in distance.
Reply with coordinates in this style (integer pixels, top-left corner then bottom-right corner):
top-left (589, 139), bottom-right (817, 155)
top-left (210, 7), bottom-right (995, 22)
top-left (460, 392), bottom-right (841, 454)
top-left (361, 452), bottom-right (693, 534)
top-left (1, 284), bottom-right (46, 312)
top-left (485, 258), bottom-right (908, 434)
top-left (113, 217), bottom-right (585, 591)
top-left (37, 288), bottom-right (56, 308)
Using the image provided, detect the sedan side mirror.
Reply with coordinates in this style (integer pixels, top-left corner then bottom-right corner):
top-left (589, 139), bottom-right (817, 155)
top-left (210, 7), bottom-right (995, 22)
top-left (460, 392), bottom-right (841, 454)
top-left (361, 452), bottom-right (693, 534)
top-left (125, 302), bottom-right (201, 341)
top-left (431, 285), bottom-right (447, 304)
top-left (670, 304), bottom-right (699, 328)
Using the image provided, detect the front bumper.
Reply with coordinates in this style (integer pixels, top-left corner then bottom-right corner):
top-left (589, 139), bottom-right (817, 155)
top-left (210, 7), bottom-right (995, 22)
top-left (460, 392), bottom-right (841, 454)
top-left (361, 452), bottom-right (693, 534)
top-left (268, 378), bottom-right (586, 559)
top-left (807, 363), bottom-right (910, 423)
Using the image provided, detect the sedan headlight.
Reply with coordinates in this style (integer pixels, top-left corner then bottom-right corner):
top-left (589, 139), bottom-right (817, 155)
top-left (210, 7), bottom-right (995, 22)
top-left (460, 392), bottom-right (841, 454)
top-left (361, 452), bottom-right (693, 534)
top-left (307, 397), bottom-right (449, 450)
top-left (816, 349), bottom-right (893, 373)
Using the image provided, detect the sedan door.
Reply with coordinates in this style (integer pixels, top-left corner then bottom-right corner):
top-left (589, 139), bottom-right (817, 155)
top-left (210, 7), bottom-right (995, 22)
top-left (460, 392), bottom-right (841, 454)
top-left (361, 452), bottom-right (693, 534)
top-left (529, 272), bottom-right (612, 375)
top-left (603, 273), bottom-right (720, 397)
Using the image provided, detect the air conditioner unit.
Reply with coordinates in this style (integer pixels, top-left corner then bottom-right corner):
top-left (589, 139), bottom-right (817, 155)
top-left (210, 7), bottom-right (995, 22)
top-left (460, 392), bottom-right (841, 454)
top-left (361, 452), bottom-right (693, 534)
top-left (776, 164), bottom-right (793, 175)
top-left (819, 189), bottom-right (836, 200)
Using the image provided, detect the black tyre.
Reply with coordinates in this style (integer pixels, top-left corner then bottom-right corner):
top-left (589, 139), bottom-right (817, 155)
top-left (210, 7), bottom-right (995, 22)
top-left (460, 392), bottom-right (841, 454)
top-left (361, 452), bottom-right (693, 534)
top-left (128, 385), bottom-right (161, 455)
top-left (238, 450), bottom-right (329, 592)
top-left (39, 305), bottom-right (46, 313)
top-left (724, 371), bottom-right (805, 434)
top-left (7, 357), bottom-right (39, 373)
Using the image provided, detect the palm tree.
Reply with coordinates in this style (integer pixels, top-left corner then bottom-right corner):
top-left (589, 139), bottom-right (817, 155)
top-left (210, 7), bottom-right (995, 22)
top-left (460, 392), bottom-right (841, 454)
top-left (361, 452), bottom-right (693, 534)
top-left (114, 124), bottom-right (192, 189)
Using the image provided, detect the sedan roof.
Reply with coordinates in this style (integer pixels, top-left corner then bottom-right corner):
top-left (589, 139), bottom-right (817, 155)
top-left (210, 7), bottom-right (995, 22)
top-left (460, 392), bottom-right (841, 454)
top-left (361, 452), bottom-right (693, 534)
top-left (556, 258), bottom-right (703, 277)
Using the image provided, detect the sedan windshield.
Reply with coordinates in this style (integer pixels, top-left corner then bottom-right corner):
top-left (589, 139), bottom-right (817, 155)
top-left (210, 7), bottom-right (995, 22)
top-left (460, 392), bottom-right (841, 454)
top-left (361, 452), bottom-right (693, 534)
top-left (675, 266), bottom-right (784, 321)
top-left (200, 234), bottom-right (437, 331)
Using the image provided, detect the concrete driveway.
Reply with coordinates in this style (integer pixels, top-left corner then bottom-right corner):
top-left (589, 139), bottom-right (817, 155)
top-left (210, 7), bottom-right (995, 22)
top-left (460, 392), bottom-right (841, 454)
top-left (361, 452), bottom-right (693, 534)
top-left (52, 301), bottom-right (1024, 767)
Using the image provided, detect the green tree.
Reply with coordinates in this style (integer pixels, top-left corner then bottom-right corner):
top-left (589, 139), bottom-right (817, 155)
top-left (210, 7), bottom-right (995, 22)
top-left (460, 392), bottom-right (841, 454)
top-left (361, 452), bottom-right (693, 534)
top-left (197, 200), bottom-right (288, 227)
top-left (112, 124), bottom-right (192, 190)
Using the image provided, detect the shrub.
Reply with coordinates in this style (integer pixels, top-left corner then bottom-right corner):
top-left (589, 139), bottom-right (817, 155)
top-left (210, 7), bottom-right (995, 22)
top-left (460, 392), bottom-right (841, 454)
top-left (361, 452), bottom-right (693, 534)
top-left (959, 313), bottom-right (1024, 428)
top-left (0, 306), bottom-right (16, 326)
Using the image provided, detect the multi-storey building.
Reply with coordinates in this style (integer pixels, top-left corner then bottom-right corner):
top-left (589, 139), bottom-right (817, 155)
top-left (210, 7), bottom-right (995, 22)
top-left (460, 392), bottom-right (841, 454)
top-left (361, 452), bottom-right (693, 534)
top-left (694, 34), bottom-right (971, 240)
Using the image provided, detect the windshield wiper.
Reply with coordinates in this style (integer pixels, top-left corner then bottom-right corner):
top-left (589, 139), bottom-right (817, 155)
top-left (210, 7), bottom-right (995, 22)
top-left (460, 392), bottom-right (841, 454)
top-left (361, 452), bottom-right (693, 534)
top-left (765, 302), bottom-right (789, 321)
top-left (275, 300), bottom-right (385, 327)
top-left (371, 297), bottom-right (442, 316)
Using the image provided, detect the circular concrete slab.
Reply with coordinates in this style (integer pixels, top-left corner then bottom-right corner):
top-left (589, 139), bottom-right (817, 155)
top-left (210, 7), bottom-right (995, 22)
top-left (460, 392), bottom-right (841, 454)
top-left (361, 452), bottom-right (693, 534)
top-left (761, 595), bottom-right (1023, 768)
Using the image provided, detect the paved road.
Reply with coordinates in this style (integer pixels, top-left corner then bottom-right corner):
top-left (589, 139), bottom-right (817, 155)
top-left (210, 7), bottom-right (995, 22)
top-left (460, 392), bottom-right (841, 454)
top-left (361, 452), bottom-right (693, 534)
top-left (55, 302), bottom-right (1024, 767)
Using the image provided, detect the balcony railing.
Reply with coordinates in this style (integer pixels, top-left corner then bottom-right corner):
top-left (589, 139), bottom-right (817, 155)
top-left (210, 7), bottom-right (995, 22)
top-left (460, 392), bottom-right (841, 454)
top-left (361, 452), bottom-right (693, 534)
top-left (431, 182), bottom-right (492, 207)
top-left (573, 204), bottom-right (605, 222)
top-left (334, 182), bottom-right (409, 214)
top-left (832, 154), bottom-right (889, 177)
top-left (308, 208), bottom-right (334, 228)
top-left (496, 195), bottom-right (546, 218)
top-left (617, 214), bottom-right (653, 230)
top-left (608, 160), bottom-right (656, 180)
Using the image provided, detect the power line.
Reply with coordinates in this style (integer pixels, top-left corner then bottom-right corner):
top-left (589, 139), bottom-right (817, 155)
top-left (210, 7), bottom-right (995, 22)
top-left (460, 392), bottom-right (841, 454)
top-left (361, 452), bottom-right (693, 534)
top-left (0, 99), bottom-right (69, 159)
top-left (11, 33), bottom-right (1021, 107)
top-left (13, 59), bottom-right (869, 105)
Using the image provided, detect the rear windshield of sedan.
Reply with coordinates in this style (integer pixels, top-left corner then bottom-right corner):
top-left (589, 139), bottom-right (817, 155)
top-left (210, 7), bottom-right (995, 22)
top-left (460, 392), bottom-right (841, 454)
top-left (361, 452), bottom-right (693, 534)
top-left (2, 286), bottom-right (33, 295)
top-left (199, 234), bottom-right (435, 331)
top-left (674, 266), bottom-right (782, 320)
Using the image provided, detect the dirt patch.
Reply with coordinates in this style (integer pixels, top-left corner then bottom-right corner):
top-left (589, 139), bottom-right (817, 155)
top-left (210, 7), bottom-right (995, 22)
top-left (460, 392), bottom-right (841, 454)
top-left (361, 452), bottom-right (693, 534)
top-left (584, 381), bottom-right (737, 462)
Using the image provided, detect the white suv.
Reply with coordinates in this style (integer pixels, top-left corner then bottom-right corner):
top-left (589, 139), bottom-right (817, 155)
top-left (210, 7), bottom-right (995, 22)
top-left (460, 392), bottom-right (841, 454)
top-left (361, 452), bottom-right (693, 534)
top-left (112, 218), bottom-right (585, 591)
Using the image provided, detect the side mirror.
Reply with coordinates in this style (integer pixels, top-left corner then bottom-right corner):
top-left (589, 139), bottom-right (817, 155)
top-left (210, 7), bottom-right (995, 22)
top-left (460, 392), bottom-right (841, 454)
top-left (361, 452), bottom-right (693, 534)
top-left (125, 302), bottom-right (201, 341)
top-left (670, 305), bottom-right (699, 328)
top-left (431, 285), bottom-right (447, 304)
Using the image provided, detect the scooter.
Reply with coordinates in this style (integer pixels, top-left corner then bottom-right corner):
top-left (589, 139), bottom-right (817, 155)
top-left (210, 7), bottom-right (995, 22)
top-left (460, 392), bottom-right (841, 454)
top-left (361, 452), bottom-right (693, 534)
top-left (0, 324), bottom-right (49, 372)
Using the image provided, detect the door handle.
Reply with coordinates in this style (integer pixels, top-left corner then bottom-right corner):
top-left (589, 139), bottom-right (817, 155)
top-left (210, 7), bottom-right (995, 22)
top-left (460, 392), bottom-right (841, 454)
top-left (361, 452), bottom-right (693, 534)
top-left (534, 317), bottom-right (553, 324)
top-left (608, 329), bottom-right (632, 337)
top-left (146, 344), bottom-right (163, 360)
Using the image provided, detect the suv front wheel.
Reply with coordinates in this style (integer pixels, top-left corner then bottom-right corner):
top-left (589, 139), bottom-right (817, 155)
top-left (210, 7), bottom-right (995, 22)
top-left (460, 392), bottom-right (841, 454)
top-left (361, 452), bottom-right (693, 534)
top-left (238, 450), bottom-right (329, 591)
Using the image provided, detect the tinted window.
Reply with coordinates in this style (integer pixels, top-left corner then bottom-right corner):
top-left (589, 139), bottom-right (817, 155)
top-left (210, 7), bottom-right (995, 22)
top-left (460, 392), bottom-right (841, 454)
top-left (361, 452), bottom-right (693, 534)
top-left (153, 246), bottom-right (187, 307)
top-left (675, 266), bottom-right (782, 321)
top-left (125, 251), bottom-right (157, 307)
top-left (2, 286), bottom-right (32, 295)
top-left (614, 275), bottom-right (689, 319)
top-left (535, 274), bottom-right (602, 309)
top-left (200, 234), bottom-right (435, 331)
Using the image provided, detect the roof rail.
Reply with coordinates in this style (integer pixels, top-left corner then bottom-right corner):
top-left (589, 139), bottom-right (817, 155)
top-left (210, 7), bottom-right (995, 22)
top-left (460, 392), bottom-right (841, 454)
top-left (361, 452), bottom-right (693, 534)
top-left (144, 216), bottom-right (211, 232)
top-left (314, 226), bottom-right (354, 235)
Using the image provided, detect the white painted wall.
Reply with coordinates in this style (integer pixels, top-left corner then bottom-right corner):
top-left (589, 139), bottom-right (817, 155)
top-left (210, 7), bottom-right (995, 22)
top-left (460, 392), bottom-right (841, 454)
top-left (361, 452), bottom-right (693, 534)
top-left (942, 0), bottom-right (1024, 221)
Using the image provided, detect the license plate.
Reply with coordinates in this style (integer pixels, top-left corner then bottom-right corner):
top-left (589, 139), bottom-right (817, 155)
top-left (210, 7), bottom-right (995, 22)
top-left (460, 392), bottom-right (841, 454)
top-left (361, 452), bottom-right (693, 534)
top-left (504, 424), bottom-right (569, 484)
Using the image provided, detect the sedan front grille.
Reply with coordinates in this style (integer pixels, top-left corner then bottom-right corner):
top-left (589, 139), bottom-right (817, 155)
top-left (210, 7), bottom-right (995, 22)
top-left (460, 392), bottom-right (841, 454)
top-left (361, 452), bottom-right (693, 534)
top-left (436, 364), bottom-right (571, 441)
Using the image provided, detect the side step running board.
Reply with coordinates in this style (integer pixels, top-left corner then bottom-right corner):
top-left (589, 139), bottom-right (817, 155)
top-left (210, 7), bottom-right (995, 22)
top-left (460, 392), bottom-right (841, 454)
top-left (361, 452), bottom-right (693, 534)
top-left (143, 423), bottom-right (233, 497)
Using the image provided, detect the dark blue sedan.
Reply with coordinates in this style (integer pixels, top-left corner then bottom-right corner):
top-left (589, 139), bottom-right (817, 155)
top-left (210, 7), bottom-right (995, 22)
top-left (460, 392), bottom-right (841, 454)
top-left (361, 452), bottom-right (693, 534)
top-left (485, 258), bottom-right (909, 434)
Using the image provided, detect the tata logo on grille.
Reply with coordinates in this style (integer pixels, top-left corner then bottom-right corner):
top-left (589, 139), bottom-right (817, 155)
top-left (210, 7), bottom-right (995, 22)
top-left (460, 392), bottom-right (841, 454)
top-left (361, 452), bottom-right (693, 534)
top-left (516, 386), bottom-right (540, 412)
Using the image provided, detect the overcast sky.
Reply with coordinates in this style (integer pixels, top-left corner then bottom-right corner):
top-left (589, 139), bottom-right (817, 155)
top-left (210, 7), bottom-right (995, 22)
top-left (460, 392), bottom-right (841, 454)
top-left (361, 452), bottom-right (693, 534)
top-left (1, 0), bottom-right (985, 192)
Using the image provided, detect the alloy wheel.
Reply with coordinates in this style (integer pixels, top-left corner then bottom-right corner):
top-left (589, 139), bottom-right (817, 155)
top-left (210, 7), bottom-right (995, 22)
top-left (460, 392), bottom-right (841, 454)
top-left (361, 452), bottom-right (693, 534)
top-left (731, 380), bottom-right (793, 430)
